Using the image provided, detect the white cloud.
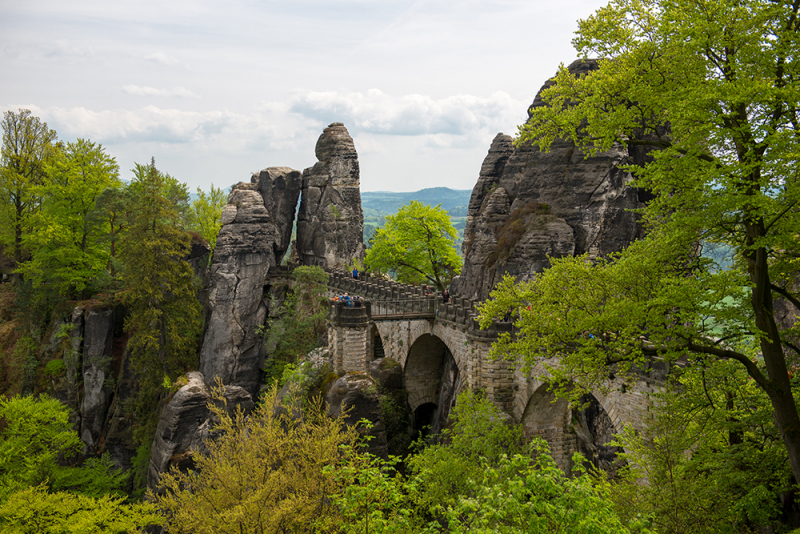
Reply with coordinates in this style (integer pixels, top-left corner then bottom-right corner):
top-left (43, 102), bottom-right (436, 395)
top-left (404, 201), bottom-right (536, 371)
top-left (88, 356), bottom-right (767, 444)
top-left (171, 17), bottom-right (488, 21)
top-left (122, 85), bottom-right (199, 98)
top-left (287, 89), bottom-right (525, 140)
top-left (35, 105), bottom-right (233, 144)
top-left (145, 52), bottom-right (179, 66)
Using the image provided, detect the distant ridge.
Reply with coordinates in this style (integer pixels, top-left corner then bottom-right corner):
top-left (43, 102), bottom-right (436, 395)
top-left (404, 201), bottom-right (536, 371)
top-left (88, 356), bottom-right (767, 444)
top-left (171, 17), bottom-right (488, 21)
top-left (361, 187), bottom-right (471, 216)
top-left (210, 184), bottom-right (472, 216)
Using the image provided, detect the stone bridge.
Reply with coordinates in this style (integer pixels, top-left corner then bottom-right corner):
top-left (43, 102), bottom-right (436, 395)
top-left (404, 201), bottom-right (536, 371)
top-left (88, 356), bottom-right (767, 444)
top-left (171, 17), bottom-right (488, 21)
top-left (275, 265), bottom-right (667, 471)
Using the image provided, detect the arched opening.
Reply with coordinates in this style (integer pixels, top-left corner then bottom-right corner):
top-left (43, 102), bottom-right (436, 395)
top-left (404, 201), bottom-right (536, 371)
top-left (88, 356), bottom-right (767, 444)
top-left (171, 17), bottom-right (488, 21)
top-left (404, 334), bottom-right (460, 439)
top-left (371, 324), bottom-right (385, 360)
top-left (413, 402), bottom-right (437, 439)
top-left (521, 384), bottom-right (623, 477)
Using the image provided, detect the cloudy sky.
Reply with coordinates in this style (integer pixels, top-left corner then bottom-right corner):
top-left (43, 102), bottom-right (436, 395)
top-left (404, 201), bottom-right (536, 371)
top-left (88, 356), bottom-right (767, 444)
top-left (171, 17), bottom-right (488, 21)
top-left (1, 0), bottom-right (606, 193)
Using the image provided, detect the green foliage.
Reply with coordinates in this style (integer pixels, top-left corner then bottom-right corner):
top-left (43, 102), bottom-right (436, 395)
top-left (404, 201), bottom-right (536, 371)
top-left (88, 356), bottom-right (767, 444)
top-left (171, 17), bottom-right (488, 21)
top-left (0, 395), bottom-right (129, 502)
top-left (263, 266), bottom-right (329, 382)
top-left (407, 390), bottom-right (526, 515)
top-left (49, 453), bottom-right (130, 499)
top-left (0, 109), bottom-right (58, 267)
top-left (601, 359), bottom-right (792, 534)
top-left (187, 183), bottom-right (227, 256)
top-left (0, 394), bottom-right (79, 500)
top-left (17, 138), bottom-right (120, 299)
top-left (491, 0), bottom-right (800, 484)
top-left (321, 451), bottom-right (435, 534)
top-left (118, 159), bottom-right (201, 453)
top-left (444, 439), bottom-right (631, 534)
top-left (42, 358), bottom-right (65, 378)
top-left (0, 484), bottom-right (161, 533)
top-left (365, 200), bottom-right (462, 291)
top-left (151, 383), bottom-right (362, 534)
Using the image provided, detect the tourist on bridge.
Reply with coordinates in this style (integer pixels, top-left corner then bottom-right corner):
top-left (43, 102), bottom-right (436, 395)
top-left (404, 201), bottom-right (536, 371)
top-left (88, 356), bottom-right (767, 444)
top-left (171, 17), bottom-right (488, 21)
top-left (442, 289), bottom-right (450, 303)
top-left (352, 267), bottom-right (359, 279)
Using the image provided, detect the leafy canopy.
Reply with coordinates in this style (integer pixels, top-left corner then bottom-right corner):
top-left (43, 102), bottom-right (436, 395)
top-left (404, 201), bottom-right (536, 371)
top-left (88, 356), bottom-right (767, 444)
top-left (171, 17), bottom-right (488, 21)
top-left (0, 109), bottom-right (58, 265)
top-left (17, 138), bottom-right (120, 298)
top-left (483, 0), bottom-right (800, 483)
top-left (365, 200), bottom-right (462, 291)
top-left (187, 183), bottom-right (227, 256)
top-left (151, 383), bottom-right (362, 534)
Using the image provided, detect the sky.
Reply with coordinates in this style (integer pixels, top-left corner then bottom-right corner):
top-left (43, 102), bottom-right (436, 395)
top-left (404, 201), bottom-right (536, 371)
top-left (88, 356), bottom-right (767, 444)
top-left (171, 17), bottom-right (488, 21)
top-left (1, 0), bottom-right (607, 193)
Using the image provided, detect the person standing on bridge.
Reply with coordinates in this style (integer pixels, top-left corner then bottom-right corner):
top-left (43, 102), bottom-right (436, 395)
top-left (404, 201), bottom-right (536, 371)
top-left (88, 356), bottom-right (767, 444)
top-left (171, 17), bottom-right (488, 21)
top-left (442, 289), bottom-right (450, 303)
top-left (352, 267), bottom-right (359, 280)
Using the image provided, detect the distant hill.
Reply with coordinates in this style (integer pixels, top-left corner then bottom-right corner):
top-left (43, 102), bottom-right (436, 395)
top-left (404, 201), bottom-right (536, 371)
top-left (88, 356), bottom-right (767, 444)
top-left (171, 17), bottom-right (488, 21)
top-left (209, 185), bottom-right (472, 217)
top-left (361, 187), bottom-right (472, 217)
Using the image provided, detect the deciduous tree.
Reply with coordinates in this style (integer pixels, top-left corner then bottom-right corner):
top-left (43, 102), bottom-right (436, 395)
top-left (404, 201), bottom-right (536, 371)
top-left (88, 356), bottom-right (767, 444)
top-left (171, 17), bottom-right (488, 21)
top-left (187, 184), bottom-right (227, 256)
top-left (17, 138), bottom-right (120, 298)
top-left (365, 200), bottom-right (462, 291)
top-left (0, 109), bottom-right (57, 269)
top-left (152, 384), bottom-right (361, 534)
top-left (482, 0), bottom-right (800, 484)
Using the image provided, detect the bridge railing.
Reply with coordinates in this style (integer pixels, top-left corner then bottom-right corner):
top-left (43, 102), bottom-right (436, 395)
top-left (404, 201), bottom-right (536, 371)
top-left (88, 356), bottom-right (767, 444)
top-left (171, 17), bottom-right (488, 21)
top-left (273, 265), bottom-right (512, 337)
top-left (371, 298), bottom-right (436, 319)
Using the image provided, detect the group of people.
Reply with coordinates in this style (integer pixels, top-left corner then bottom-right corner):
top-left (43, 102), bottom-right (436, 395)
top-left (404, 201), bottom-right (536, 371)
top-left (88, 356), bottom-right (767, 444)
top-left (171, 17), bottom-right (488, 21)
top-left (334, 292), bottom-right (362, 307)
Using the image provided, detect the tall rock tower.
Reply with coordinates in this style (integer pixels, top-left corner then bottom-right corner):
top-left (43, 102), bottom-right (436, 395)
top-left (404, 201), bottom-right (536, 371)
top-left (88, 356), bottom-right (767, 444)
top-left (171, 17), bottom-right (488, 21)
top-left (295, 122), bottom-right (365, 269)
top-left (451, 59), bottom-right (655, 301)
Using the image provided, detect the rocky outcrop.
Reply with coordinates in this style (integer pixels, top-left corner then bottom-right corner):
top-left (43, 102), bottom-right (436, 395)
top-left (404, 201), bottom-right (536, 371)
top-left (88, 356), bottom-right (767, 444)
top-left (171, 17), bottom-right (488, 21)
top-left (296, 123), bottom-right (365, 269)
top-left (326, 372), bottom-right (388, 458)
top-left (198, 183), bottom-right (282, 397)
top-left (80, 307), bottom-right (115, 455)
top-left (147, 371), bottom-right (254, 493)
top-left (253, 167), bottom-right (303, 264)
top-left (451, 59), bottom-right (650, 301)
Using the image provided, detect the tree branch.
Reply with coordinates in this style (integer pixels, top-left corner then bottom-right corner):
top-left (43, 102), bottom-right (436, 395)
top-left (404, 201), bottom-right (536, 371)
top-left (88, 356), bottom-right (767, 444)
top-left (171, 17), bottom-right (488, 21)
top-left (770, 283), bottom-right (800, 311)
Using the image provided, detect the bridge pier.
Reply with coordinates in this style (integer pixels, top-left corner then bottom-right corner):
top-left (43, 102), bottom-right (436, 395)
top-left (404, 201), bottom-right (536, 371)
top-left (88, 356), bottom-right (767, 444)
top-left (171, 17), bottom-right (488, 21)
top-left (327, 300), bottom-right (372, 374)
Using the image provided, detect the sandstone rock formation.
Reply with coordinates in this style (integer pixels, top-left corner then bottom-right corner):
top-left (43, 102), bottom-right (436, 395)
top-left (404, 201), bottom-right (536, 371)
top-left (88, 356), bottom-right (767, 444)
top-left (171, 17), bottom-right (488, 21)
top-left (451, 59), bottom-right (652, 301)
top-left (326, 372), bottom-right (388, 458)
top-left (80, 307), bottom-right (115, 454)
top-left (147, 371), bottom-right (254, 492)
top-left (198, 183), bottom-right (282, 397)
top-left (253, 167), bottom-right (303, 263)
top-left (296, 123), bottom-right (365, 269)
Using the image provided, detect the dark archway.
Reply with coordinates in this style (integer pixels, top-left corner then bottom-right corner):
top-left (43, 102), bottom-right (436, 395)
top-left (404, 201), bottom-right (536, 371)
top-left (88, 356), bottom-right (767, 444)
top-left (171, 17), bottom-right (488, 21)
top-left (521, 384), bottom-right (623, 477)
top-left (404, 334), bottom-right (460, 438)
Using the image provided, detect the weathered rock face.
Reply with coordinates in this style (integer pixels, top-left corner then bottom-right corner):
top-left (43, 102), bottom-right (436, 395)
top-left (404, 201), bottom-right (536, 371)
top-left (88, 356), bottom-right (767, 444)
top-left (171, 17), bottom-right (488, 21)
top-left (147, 371), bottom-right (254, 493)
top-left (326, 372), bottom-right (388, 458)
top-left (296, 123), bottom-right (365, 269)
top-left (199, 183), bottom-right (282, 397)
top-left (253, 166), bottom-right (303, 264)
top-left (451, 59), bottom-right (650, 301)
top-left (80, 307), bottom-right (115, 455)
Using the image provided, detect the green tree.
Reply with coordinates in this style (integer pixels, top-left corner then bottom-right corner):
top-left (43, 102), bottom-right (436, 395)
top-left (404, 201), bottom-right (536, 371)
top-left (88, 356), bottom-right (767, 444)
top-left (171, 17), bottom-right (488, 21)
top-left (187, 183), bottom-right (227, 256)
top-left (0, 485), bottom-right (161, 534)
top-left (0, 109), bottom-right (58, 269)
top-left (443, 439), bottom-right (632, 534)
top-left (407, 390), bottom-right (526, 517)
top-left (0, 395), bottom-right (128, 501)
top-left (483, 0), bottom-right (800, 484)
top-left (119, 159), bottom-right (201, 442)
top-left (17, 138), bottom-right (120, 298)
top-left (604, 359), bottom-right (791, 533)
top-left (365, 200), bottom-right (462, 291)
top-left (151, 383), bottom-right (362, 534)
top-left (0, 394), bottom-right (79, 500)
